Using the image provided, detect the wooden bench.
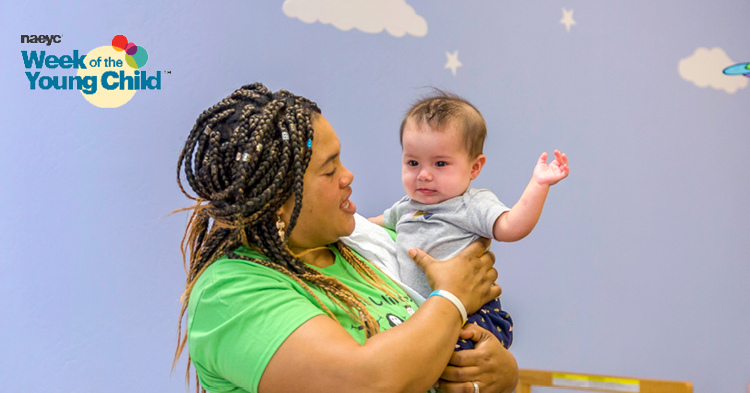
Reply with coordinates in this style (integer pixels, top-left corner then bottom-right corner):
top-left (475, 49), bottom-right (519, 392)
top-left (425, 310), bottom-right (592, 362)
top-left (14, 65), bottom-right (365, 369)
top-left (516, 369), bottom-right (693, 393)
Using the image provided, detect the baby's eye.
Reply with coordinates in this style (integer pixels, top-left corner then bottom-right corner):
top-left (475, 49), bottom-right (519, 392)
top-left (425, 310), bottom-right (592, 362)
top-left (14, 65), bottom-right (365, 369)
top-left (408, 160), bottom-right (419, 167)
top-left (436, 161), bottom-right (448, 167)
top-left (325, 168), bottom-right (337, 177)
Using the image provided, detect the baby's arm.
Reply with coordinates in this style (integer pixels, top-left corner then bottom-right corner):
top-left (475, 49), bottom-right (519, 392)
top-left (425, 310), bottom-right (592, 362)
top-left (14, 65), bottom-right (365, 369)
top-left (493, 150), bottom-right (569, 242)
top-left (368, 214), bottom-right (385, 226)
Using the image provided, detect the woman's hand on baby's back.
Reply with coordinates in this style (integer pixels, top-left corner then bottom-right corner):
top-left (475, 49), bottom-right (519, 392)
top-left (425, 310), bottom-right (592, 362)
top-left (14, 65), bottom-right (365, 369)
top-left (409, 238), bottom-right (501, 314)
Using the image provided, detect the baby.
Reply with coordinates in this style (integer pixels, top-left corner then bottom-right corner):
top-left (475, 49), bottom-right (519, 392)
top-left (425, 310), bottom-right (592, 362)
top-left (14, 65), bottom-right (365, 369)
top-left (369, 92), bottom-right (569, 350)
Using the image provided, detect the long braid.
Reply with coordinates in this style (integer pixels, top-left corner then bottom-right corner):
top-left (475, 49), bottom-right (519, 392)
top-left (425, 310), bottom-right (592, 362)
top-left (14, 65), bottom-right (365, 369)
top-left (335, 241), bottom-right (401, 299)
top-left (173, 83), bottom-right (399, 393)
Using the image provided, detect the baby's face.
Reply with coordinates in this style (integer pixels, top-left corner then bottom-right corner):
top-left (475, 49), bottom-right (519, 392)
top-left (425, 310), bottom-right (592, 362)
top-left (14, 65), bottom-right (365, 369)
top-left (401, 123), bottom-right (482, 204)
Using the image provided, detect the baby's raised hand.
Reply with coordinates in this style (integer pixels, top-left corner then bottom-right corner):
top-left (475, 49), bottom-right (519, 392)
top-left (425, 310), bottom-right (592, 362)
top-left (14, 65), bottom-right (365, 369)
top-left (533, 150), bottom-right (569, 186)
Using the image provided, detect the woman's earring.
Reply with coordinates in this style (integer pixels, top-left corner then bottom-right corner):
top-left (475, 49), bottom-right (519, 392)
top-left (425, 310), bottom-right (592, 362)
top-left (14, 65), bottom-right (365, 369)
top-left (276, 214), bottom-right (286, 241)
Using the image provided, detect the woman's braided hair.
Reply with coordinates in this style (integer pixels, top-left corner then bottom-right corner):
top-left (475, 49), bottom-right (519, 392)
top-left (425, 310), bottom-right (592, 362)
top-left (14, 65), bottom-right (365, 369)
top-left (173, 83), bottom-right (398, 392)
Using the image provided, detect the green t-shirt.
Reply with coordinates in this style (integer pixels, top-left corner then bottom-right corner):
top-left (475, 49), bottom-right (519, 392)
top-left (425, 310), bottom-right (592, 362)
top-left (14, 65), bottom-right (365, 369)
top-left (187, 245), bottom-right (419, 393)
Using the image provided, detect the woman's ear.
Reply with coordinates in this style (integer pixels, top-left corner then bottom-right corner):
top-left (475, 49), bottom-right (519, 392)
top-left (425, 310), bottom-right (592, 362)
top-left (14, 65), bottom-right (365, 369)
top-left (277, 197), bottom-right (295, 225)
top-left (470, 154), bottom-right (487, 180)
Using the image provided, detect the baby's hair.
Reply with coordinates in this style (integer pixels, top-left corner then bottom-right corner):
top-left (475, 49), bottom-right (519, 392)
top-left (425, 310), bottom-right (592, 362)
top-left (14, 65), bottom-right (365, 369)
top-left (400, 89), bottom-right (487, 158)
top-left (172, 83), bottom-right (399, 393)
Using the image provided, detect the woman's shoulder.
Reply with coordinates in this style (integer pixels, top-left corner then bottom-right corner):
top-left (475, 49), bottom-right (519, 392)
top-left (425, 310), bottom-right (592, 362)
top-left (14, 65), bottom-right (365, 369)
top-left (192, 247), bottom-right (293, 294)
top-left (188, 247), bottom-right (305, 321)
top-left (186, 248), bottom-right (329, 393)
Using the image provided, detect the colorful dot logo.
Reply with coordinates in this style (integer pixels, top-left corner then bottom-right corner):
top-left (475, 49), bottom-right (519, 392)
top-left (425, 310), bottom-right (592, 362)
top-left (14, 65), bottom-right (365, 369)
top-left (723, 62), bottom-right (750, 78)
top-left (76, 34), bottom-right (158, 108)
top-left (22, 33), bottom-right (160, 108)
top-left (111, 35), bottom-right (148, 69)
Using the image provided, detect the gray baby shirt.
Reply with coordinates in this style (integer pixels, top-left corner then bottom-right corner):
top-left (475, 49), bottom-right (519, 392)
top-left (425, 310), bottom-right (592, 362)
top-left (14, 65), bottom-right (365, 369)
top-left (383, 188), bottom-right (511, 298)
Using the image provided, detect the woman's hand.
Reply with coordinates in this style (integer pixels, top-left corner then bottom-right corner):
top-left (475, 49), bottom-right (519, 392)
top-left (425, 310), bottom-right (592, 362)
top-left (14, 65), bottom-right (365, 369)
top-left (409, 237), bottom-right (501, 314)
top-left (436, 324), bottom-right (519, 393)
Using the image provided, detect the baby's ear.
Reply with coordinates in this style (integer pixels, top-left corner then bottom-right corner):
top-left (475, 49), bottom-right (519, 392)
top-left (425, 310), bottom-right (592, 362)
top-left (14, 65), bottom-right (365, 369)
top-left (470, 154), bottom-right (486, 180)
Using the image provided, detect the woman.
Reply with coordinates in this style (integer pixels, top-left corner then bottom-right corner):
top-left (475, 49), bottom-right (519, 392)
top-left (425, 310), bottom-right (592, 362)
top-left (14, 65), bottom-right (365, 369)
top-left (173, 83), bottom-right (518, 393)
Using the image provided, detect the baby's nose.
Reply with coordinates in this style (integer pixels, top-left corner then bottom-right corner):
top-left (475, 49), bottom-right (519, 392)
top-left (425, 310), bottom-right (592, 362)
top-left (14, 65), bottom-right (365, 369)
top-left (418, 168), bottom-right (432, 181)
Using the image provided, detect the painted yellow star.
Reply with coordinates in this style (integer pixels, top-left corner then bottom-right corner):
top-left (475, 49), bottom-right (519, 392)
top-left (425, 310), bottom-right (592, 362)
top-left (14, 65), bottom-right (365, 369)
top-left (445, 50), bottom-right (462, 76)
top-left (560, 8), bottom-right (576, 32)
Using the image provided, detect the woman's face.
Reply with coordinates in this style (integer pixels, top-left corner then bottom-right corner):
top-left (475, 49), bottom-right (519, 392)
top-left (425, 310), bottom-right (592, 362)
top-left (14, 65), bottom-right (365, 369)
top-left (282, 114), bottom-right (357, 251)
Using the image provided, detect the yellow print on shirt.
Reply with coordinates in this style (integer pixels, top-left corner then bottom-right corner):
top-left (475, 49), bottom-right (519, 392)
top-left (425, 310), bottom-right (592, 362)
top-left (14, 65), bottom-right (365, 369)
top-left (412, 210), bottom-right (434, 219)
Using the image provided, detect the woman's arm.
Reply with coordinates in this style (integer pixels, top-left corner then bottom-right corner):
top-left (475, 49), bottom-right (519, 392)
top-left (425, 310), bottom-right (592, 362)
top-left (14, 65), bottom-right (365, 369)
top-left (260, 239), bottom-right (501, 393)
top-left (261, 297), bottom-right (462, 393)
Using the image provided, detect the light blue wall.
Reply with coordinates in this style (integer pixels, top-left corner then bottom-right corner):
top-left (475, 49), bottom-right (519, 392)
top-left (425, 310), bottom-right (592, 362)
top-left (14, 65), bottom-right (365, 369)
top-left (1, 1), bottom-right (748, 392)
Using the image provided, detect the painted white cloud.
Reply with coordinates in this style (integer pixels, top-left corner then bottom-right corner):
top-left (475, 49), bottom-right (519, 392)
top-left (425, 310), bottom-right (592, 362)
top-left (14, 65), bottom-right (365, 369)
top-left (678, 47), bottom-right (748, 94)
top-left (282, 0), bottom-right (428, 37)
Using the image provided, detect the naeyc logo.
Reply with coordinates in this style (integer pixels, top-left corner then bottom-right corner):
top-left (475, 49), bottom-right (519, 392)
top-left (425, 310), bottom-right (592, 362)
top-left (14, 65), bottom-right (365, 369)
top-left (22, 35), bottom-right (163, 108)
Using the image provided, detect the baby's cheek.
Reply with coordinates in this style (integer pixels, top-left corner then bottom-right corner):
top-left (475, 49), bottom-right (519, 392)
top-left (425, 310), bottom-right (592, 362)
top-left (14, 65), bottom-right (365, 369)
top-left (401, 174), bottom-right (415, 194)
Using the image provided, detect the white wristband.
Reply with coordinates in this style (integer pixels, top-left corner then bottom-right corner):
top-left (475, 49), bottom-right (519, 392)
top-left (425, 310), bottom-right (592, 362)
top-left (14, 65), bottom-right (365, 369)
top-left (429, 290), bottom-right (468, 325)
